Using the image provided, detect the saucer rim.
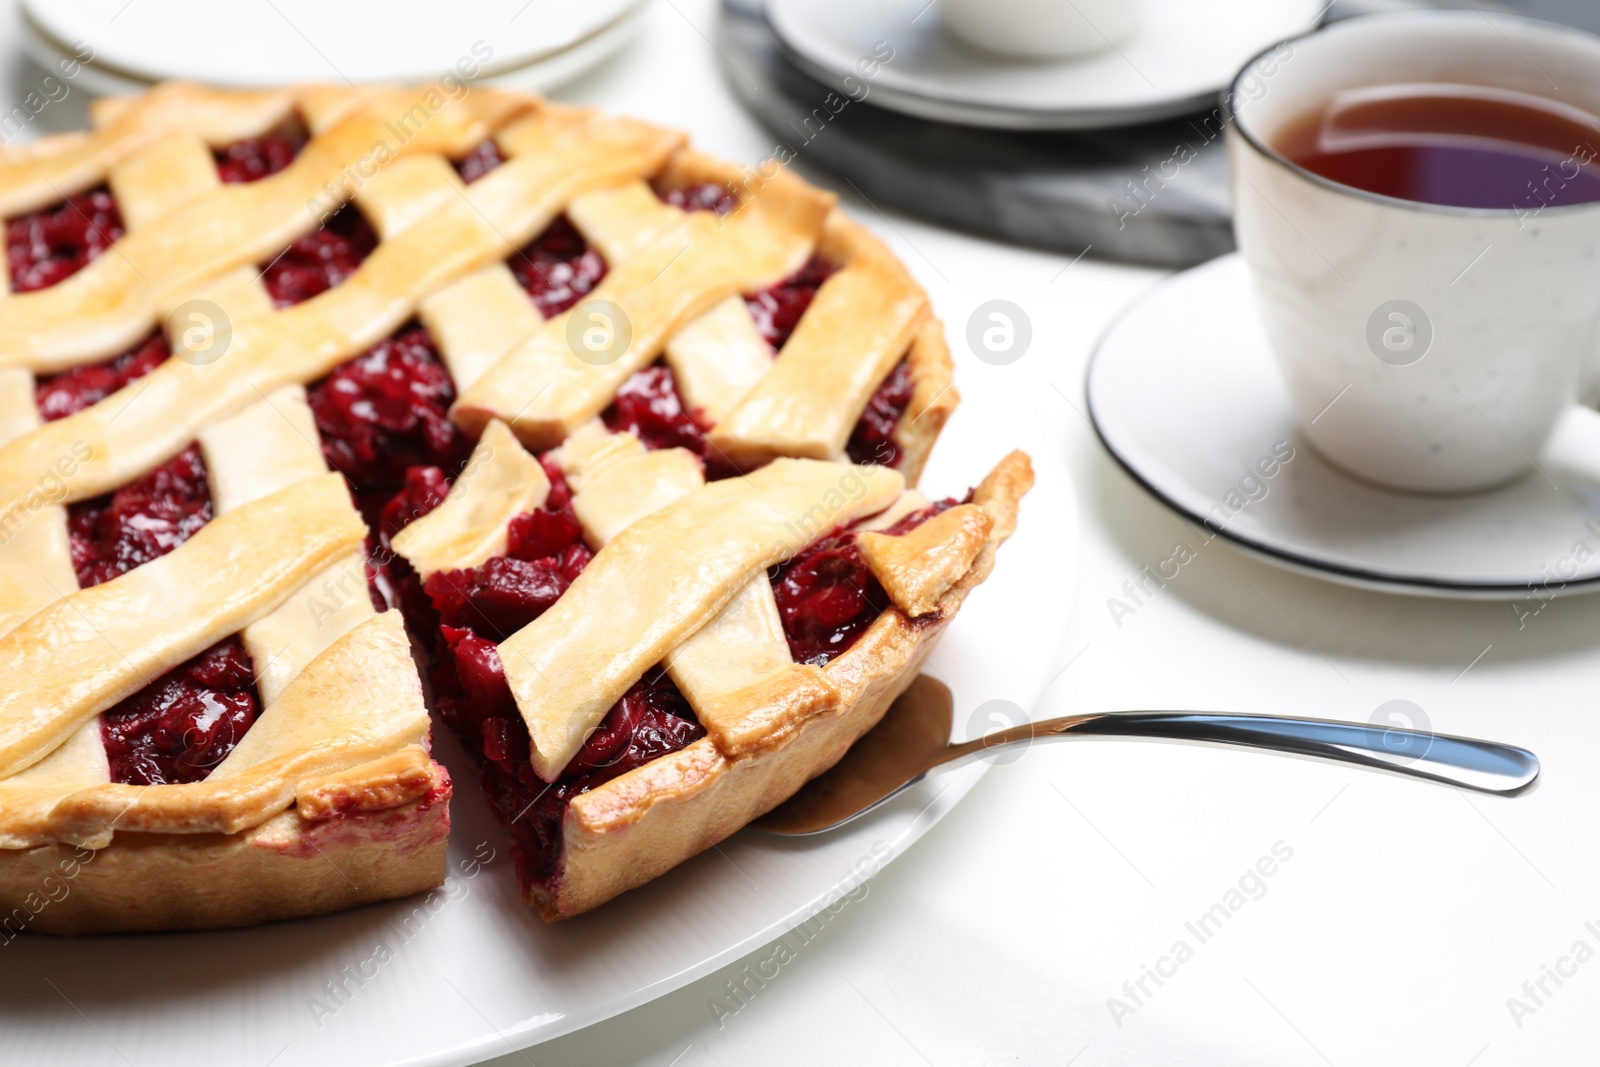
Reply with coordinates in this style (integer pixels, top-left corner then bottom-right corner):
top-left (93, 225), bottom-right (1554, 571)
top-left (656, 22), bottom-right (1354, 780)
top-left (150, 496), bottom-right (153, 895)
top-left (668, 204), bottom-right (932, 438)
top-left (774, 45), bottom-right (1217, 131)
top-left (1087, 407), bottom-right (1585, 600)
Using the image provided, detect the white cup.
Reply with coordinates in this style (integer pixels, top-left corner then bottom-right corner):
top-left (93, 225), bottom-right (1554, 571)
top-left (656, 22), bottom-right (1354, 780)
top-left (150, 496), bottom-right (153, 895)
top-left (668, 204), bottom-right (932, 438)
top-left (1226, 12), bottom-right (1600, 493)
top-left (942, 0), bottom-right (1141, 60)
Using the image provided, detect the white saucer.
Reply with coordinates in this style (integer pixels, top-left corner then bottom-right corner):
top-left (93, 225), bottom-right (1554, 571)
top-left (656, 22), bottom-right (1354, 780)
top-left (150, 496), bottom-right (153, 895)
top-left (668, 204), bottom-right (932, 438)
top-left (1087, 253), bottom-right (1600, 599)
top-left (19, 0), bottom-right (647, 91)
top-left (764, 0), bottom-right (1323, 130)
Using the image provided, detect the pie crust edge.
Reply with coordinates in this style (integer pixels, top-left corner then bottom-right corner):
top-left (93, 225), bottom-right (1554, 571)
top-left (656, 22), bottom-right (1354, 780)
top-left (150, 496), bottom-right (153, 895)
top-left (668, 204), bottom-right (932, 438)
top-left (0, 763), bottom-right (449, 936)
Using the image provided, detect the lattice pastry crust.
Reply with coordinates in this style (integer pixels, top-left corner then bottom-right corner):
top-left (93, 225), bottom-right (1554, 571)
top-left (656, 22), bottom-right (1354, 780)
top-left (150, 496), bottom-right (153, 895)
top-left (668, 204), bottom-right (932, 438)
top-left (529, 446), bottom-right (1031, 919)
top-left (0, 81), bottom-right (1010, 933)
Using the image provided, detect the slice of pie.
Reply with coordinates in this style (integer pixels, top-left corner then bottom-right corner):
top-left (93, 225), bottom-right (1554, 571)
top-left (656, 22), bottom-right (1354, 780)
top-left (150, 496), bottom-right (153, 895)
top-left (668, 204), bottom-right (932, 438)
top-left (0, 82), bottom-right (1028, 933)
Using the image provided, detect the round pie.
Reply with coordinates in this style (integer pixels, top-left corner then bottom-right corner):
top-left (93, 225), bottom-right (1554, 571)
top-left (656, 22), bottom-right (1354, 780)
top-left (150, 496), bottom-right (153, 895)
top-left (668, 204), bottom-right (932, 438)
top-left (0, 82), bottom-right (1031, 934)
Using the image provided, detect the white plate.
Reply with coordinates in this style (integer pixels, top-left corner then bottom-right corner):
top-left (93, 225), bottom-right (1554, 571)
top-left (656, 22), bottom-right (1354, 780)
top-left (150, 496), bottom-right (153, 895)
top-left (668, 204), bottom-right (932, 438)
top-left (1087, 252), bottom-right (1600, 598)
top-left (481, 7), bottom-right (646, 96)
top-left (20, 0), bottom-right (646, 88)
top-left (0, 379), bottom-right (1075, 1066)
top-left (764, 0), bottom-right (1323, 130)
top-left (20, 10), bottom-right (646, 102)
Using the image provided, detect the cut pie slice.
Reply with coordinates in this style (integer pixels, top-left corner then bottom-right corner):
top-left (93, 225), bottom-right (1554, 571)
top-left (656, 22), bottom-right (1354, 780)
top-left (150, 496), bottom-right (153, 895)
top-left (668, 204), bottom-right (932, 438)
top-left (387, 420), bottom-right (1031, 917)
top-left (0, 81), bottom-right (1014, 933)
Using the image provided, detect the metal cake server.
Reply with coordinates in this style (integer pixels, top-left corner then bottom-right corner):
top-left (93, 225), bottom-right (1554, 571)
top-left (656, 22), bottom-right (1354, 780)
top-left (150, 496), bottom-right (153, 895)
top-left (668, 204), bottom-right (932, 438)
top-left (755, 675), bottom-right (1540, 836)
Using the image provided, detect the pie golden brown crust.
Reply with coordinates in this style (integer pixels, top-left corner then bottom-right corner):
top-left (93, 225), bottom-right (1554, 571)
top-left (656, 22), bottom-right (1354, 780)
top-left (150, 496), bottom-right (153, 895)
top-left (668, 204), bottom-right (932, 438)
top-left (0, 80), bottom-right (1009, 933)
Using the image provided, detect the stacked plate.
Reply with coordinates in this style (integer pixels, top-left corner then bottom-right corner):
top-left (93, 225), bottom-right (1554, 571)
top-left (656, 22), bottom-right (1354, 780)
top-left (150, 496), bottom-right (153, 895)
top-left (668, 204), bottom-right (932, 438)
top-left (716, 0), bottom-right (1323, 266)
top-left (18, 0), bottom-right (649, 92)
top-left (764, 0), bottom-right (1324, 131)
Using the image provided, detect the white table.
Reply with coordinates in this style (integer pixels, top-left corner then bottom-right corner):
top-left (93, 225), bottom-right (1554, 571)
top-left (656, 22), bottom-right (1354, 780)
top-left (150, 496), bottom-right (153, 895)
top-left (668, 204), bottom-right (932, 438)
top-left (9, 2), bottom-right (1593, 1062)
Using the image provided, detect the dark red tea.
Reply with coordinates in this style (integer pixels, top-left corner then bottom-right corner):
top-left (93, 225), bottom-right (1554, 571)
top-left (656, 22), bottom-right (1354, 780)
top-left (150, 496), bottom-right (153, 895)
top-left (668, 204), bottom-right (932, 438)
top-left (1274, 83), bottom-right (1600, 210)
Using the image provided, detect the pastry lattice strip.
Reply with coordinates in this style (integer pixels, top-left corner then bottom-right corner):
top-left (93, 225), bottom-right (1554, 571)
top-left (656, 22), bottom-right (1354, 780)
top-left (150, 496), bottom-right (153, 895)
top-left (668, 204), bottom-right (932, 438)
top-left (0, 106), bottom-right (252, 627)
top-left (0, 143), bottom-right (212, 845)
top-left (554, 422), bottom-right (841, 759)
top-left (0, 129), bottom-right (271, 845)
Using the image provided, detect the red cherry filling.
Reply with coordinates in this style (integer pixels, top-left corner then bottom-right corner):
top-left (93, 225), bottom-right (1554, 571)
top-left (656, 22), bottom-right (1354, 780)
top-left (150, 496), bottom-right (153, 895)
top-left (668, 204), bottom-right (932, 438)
top-left (35, 332), bottom-right (171, 423)
top-left (213, 116), bottom-right (309, 184)
top-left (60, 421), bottom-right (250, 786)
top-left (376, 459), bottom-right (961, 889)
top-left (454, 139), bottom-right (506, 184)
top-left (846, 359), bottom-right (914, 468)
top-left (509, 216), bottom-right (608, 319)
top-left (25, 124), bottom-right (309, 423)
top-left (586, 243), bottom-right (908, 470)
top-left (384, 472), bottom-right (698, 890)
top-left (424, 549), bottom-right (588, 638)
top-left (669, 183), bottom-right (864, 353)
top-left (655, 180), bottom-right (740, 217)
top-left (68, 443), bottom-right (213, 589)
top-left (443, 627), bottom-right (704, 887)
top-left (599, 351), bottom-right (911, 476)
top-left (378, 464), bottom-right (453, 548)
top-left (6, 186), bottom-right (125, 293)
top-left (601, 363), bottom-right (709, 456)
top-left (100, 636), bottom-right (260, 786)
top-left (476, 665), bottom-right (705, 888)
top-left (771, 534), bottom-right (884, 666)
top-left (877, 497), bottom-right (961, 538)
top-left (260, 204), bottom-right (378, 308)
top-left (307, 322), bottom-right (471, 525)
top-left (417, 471), bottom-right (590, 642)
top-left (745, 255), bottom-right (836, 352)
top-left (456, 148), bottom-right (609, 316)
top-left (773, 497), bottom-right (960, 666)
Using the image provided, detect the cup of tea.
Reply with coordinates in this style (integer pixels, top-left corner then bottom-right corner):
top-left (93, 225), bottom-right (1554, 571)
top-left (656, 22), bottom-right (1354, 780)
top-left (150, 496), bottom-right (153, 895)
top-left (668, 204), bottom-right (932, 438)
top-left (942, 0), bottom-right (1141, 60)
top-left (1226, 12), bottom-right (1600, 493)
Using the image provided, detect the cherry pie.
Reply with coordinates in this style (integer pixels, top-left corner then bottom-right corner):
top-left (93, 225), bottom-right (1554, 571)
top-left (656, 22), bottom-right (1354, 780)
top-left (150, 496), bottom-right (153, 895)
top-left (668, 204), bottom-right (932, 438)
top-left (0, 82), bottom-right (1028, 932)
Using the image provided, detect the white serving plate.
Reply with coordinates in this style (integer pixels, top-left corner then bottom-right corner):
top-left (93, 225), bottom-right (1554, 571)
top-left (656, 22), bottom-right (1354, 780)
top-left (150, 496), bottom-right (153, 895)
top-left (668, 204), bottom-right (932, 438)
top-left (0, 373), bottom-right (1076, 1066)
top-left (19, 0), bottom-right (648, 90)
